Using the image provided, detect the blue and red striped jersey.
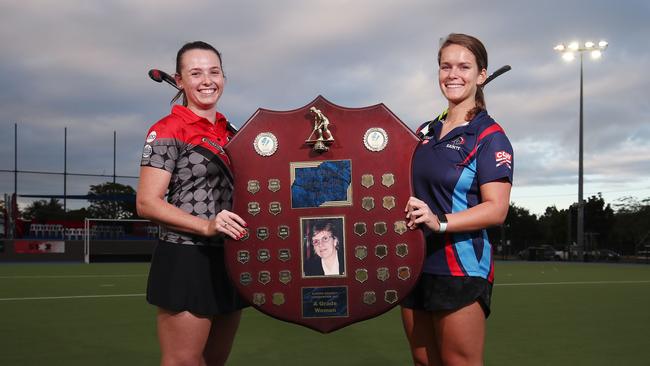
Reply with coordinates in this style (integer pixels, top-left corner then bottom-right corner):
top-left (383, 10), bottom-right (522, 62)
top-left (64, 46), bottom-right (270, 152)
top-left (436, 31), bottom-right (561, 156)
top-left (413, 110), bottom-right (514, 282)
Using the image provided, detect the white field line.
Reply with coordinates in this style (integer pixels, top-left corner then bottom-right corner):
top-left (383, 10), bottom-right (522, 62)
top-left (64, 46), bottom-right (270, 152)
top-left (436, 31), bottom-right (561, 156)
top-left (0, 293), bottom-right (145, 301)
top-left (0, 280), bottom-right (649, 302)
top-left (496, 280), bottom-right (650, 286)
top-left (0, 274), bottom-right (147, 279)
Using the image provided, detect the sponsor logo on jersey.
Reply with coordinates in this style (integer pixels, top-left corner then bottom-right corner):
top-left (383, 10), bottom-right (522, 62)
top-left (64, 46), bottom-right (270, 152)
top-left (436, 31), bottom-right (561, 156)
top-left (495, 150), bottom-right (512, 169)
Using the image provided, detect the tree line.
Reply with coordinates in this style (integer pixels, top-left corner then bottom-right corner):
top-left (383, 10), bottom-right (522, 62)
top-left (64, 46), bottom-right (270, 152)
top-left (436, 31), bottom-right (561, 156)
top-left (4, 183), bottom-right (650, 255)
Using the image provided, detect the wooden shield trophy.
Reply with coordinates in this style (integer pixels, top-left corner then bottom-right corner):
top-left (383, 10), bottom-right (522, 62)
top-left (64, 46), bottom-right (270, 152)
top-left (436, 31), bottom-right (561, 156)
top-left (224, 96), bottom-right (425, 333)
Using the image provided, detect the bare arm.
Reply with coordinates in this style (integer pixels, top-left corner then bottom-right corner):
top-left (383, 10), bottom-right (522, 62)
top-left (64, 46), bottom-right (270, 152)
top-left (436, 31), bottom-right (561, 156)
top-left (136, 166), bottom-right (246, 240)
top-left (405, 179), bottom-right (511, 233)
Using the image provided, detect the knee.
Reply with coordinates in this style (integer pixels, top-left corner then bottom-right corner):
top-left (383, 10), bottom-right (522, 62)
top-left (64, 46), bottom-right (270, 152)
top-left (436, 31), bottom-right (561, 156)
top-left (161, 350), bottom-right (203, 366)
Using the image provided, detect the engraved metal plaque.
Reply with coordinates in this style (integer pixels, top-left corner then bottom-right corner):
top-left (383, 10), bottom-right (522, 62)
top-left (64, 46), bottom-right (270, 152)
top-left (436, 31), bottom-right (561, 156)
top-left (248, 202), bottom-right (261, 216)
top-left (355, 268), bottom-right (368, 283)
top-left (279, 270), bottom-right (292, 284)
top-left (354, 222), bottom-right (367, 236)
top-left (382, 196), bottom-right (396, 210)
top-left (268, 179), bottom-right (281, 192)
top-left (375, 244), bottom-right (388, 259)
top-left (272, 292), bottom-right (285, 306)
top-left (377, 267), bottom-right (389, 282)
top-left (253, 292), bottom-right (266, 306)
top-left (398, 266), bottom-right (411, 280)
top-left (363, 127), bottom-right (388, 152)
top-left (247, 180), bottom-right (260, 194)
top-left (278, 225), bottom-right (290, 239)
top-left (240, 272), bottom-right (252, 286)
top-left (362, 197), bottom-right (375, 211)
top-left (269, 201), bottom-right (282, 215)
top-left (374, 222), bottom-right (387, 236)
top-left (363, 291), bottom-right (377, 305)
top-left (396, 243), bottom-right (408, 258)
top-left (238, 250), bottom-right (250, 264)
top-left (354, 245), bottom-right (368, 260)
top-left (394, 221), bottom-right (407, 235)
top-left (361, 174), bottom-right (374, 188)
top-left (259, 270), bottom-right (271, 285)
top-left (278, 248), bottom-right (291, 262)
top-left (384, 290), bottom-right (398, 304)
top-left (381, 173), bottom-right (395, 187)
top-left (256, 227), bottom-right (269, 241)
top-left (257, 248), bottom-right (270, 263)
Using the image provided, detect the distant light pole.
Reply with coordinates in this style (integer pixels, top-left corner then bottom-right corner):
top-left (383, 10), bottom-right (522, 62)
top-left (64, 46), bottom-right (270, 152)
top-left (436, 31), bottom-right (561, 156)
top-left (554, 40), bottom-right (608, 260)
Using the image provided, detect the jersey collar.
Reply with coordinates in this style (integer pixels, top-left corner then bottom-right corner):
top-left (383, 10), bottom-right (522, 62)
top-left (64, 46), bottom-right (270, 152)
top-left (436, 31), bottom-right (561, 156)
top-left (171, 105), bottom-right (227, 126)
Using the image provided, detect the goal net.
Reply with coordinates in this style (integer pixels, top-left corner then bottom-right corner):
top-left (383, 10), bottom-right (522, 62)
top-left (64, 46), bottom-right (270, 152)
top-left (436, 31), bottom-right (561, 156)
top-left (83, 218), bottom-right (159, 263)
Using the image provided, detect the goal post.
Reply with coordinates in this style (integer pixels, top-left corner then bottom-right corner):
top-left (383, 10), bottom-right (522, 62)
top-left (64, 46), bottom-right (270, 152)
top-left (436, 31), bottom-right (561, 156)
top-left (83, 218), bottom-right (159, 263)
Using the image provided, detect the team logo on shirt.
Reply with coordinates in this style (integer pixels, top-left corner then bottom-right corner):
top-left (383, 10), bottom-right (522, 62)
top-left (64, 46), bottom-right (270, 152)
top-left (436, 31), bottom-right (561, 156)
top-left (445, 136), bottom-right (465, 151)
top-left (146, 131), bottom-right (157, 143)
top-left (495, 150), bottom-right (512, 169)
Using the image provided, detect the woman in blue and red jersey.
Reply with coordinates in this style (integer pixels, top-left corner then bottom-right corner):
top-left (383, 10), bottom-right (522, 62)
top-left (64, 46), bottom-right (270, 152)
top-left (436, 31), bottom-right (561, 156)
top-left (401, 33), bottom-right (514, 366)
top-left (136, 41), bottom-right (248, 366)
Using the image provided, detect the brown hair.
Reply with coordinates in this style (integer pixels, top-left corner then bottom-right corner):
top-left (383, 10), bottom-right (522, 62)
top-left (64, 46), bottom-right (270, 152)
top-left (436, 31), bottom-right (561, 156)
top-left (171, 41), bottom-right (223, 106)
top-left (437, 33), bottom-right (488, 121)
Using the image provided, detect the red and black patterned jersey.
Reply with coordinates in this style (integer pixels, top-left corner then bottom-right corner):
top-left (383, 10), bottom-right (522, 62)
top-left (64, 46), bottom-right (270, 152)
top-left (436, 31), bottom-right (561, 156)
top-left (140, 105), bottom-right (235, 246)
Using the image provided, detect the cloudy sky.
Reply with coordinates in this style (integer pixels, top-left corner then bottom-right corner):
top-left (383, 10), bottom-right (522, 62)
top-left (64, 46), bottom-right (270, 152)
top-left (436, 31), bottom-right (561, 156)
top-left (1, 0), bottom-right (649, 215)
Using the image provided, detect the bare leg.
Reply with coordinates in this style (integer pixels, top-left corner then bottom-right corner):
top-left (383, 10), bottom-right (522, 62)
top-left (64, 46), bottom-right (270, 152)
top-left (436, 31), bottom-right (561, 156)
top-left (157, 308), bottom-right (212, 366)
top-left (401, 306), bottom-right (441, 366)
top-left (433, 301), bottom-right (485, 366)
top-left (203, 310), bottom-right (242, 366)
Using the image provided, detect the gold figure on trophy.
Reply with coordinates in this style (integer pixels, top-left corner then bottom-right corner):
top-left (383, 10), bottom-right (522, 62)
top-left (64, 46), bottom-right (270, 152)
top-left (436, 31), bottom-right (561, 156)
top-left (306, 107), bottom-right (334, 152)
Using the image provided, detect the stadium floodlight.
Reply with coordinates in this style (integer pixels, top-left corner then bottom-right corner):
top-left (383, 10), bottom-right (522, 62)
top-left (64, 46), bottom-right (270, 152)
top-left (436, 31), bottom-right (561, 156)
top-left (553, 39), bottom-right (608, 261)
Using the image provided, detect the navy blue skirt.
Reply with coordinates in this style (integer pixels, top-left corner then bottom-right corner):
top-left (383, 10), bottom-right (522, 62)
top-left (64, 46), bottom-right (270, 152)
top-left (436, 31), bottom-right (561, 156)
top-left (401, 274), bottom-right (492, 318)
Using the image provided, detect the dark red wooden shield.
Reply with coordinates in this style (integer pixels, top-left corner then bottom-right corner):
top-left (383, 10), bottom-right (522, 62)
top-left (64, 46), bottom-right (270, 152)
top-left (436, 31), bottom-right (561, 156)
top-left (224, 96), bottom-right (424, 333)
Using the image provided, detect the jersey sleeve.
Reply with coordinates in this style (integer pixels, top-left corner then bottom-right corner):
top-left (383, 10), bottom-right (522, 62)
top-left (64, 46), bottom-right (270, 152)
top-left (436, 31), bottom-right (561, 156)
top-left (476, 131), bottom-right (514, 185)
top-left (140, 118), bottom-right (183, 173)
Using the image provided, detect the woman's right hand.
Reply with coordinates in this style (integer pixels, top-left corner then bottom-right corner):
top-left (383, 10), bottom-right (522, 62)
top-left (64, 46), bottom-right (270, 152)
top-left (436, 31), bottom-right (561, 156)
top-left (207, 209), bottom-right (248, 240)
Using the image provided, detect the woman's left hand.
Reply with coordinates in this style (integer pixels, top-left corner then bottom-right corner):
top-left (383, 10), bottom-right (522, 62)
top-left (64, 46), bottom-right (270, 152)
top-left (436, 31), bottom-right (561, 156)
top-left (404, 196), bottom-right (440, 231)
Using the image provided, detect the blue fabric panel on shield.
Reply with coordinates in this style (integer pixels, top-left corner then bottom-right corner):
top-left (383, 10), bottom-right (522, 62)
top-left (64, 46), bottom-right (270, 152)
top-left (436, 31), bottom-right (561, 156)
top-left (291, 160), bottom-right (351, 208)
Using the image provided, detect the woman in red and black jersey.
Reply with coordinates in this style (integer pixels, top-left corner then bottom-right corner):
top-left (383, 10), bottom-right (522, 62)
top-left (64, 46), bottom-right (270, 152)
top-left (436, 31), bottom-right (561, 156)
top-left (137, 41), bottom-right (248, 366)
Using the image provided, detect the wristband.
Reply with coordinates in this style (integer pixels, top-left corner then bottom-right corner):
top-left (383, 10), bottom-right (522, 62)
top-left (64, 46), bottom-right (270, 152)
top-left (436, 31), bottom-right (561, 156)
top-left (436, 213), bottom-right (448, 233)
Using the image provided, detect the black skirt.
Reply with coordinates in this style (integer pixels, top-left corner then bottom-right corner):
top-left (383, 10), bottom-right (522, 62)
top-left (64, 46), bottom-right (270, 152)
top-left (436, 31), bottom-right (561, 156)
top-left (401, 273), bottom-right (493, 318)
top-left (147, 240), bottom-right (249, 316)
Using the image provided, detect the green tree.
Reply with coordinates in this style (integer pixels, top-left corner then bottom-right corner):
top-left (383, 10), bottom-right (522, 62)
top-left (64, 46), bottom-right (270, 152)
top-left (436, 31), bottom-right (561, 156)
top-left (538, 205), bottom-right (571, 249)
top-left (86, 182), bottom-right (137, 219)
top-left (611, 196), bottom-right (650, 255)
top-left (22, 198), bottom-right (65, 221)
top-left (503, 203), bottom-right (541, 254)
top-left (583, 193), bottom-right (615, 250)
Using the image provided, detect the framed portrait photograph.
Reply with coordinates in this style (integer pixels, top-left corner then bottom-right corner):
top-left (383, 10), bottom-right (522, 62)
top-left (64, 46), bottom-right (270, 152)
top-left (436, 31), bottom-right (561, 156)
top-left (301, 216), bottom-right (346, 278)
